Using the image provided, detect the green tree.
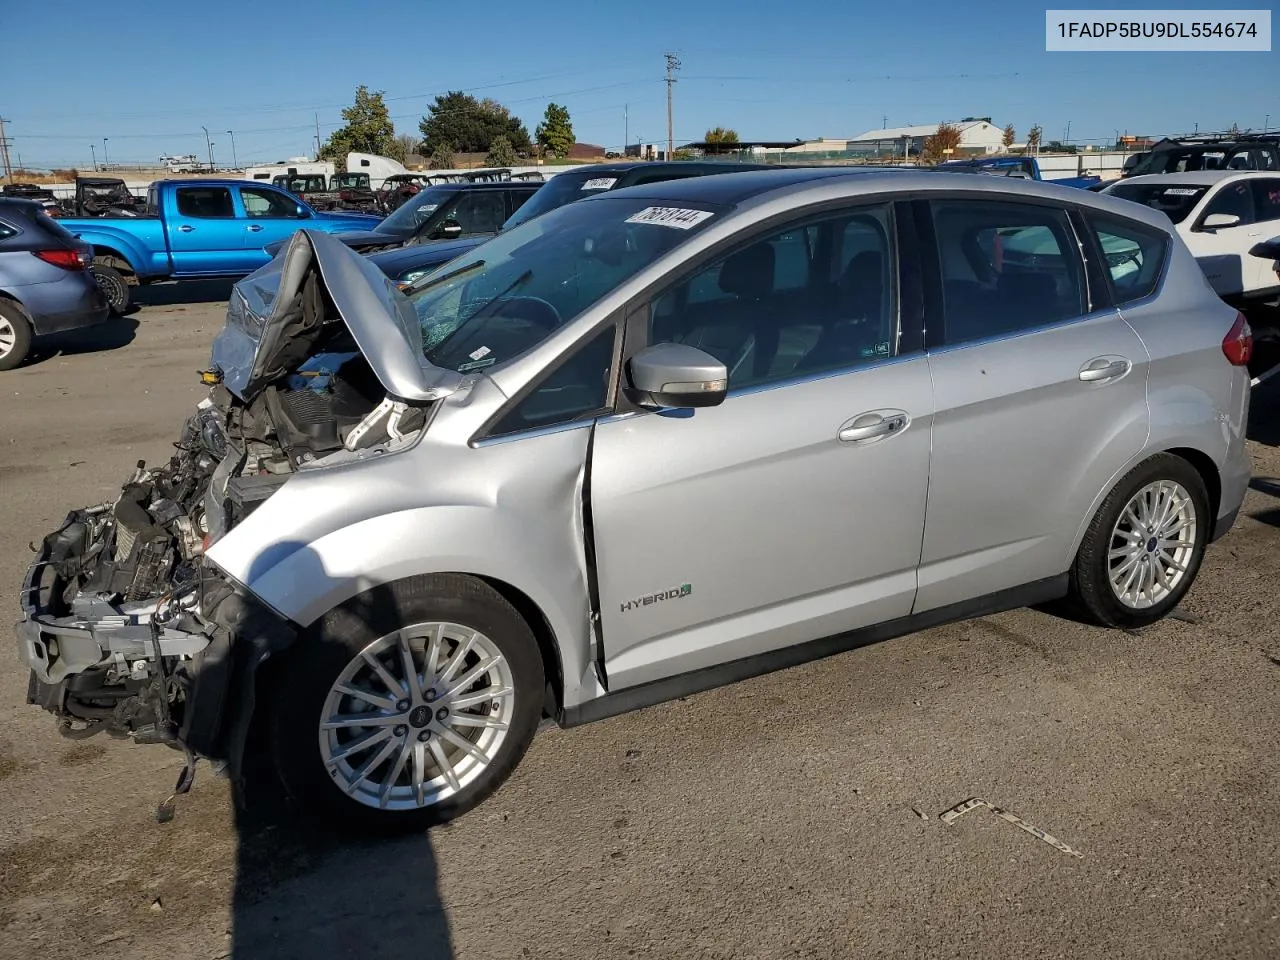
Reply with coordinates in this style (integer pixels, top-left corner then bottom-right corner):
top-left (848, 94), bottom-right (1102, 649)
top-left (485, 135), bottom-right (519, 167)
top-left (1001, 124), bottom-right (1016, 150)
top-left (418, 92), bottom-right (531, 155)
top-left (536, 103), bottom-right (575, 158)
top-left (703, 127), bottom-right (740, 155)
top-left (318, 86), bottom-right (399, 164)
top-left (429, 144), bottom-right (456, 169)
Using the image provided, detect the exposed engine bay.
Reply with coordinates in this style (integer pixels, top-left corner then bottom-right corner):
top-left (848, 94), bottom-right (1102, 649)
top-left (17, 235), bottom-right (441, 810)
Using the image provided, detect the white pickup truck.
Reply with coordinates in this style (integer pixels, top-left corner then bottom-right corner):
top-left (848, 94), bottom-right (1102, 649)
top-left (1103, 170), bottom-right (1280, 305)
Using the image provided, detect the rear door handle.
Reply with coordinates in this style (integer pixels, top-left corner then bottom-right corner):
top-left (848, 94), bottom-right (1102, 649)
top-left (838, 410), bottom-right (908, 444)
top-left (1079, 356), bottom-right (1131, 382)
top-left (247, 224), bottom-right (263, 232)
top-left (177, 224), bottom-right (194, 232)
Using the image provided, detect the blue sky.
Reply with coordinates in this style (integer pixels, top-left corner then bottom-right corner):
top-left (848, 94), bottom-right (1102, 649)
top-left (5, 0), bottom-right (1276, 169)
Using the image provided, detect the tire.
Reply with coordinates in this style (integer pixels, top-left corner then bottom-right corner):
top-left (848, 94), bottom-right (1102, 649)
top-left (0, 299), bottom-right (34, 371)
top-left (1068, 453), bottom-right (1211, 629)
top-left (269, 574), bottom-right (545, 834)
top-left (90, 261), bottom-right (130, 315)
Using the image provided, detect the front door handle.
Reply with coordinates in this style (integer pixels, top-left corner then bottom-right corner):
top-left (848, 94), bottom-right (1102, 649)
top-left (1079, 356), bottom-right (1131, 382)
top-left (247, 224), bottom-right (263, 232)
top-left (177, 224), bottom-right (194, 233)
top-left (838, 411), bottom-right (908, 444)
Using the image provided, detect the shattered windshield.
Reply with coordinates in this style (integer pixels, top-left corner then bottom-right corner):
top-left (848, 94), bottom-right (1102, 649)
top-left (405, 196), bottom-right (723, 373)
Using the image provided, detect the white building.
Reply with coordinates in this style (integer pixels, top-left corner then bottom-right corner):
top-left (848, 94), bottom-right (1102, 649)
top-left (845, 119), bottom-right (1005, 158)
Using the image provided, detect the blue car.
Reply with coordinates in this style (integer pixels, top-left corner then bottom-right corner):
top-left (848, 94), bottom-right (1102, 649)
top-left (0, 199), bottom-right (108, 370)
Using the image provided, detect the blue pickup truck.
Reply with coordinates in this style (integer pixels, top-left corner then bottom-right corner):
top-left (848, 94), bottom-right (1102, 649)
top-left (58, 179), bottom-right (381, 312)
top-left (938, 156), bottom-right (1102, 190)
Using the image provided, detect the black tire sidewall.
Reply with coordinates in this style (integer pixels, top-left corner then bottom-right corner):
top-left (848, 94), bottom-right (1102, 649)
top-left (1073, 454), bottom-right (1211, 628)
top-left (269, 575), bottom-right (545, 834)
top-left (0, 300), bottom-right (34, 371)
top-left (89, 263), bottom-right (130, 315)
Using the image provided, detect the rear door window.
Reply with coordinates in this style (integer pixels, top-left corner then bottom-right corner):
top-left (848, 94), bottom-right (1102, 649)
top-left (0, 220), bottom-right (16, 241)
top-left (929, 199), bottom-right (1087, 345)
top-left (175, 187), bottom-right (234, 218)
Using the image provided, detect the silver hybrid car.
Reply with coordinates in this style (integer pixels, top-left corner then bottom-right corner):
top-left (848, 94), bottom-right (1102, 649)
top-left (17, 168), bottom-right (1252, 832)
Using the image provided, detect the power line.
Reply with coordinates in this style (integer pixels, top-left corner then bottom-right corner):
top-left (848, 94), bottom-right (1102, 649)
top-left (665, 53), bottom-right (681, 160)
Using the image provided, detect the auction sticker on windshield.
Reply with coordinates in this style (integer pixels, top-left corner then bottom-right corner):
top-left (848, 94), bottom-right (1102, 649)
top-left (624, 207), bottom-right (715, 229)
top-left (583, 178), bottom-right (617, 190)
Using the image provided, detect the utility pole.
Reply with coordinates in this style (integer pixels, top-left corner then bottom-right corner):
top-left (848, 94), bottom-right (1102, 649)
top-left (624, 104), bottom-right (628, 156)
top-left (202, 126), bottom-right (214, 171)
top-left (90, 143), bottom-right (97, 171)
top-left (102, 138), bottom-right (109, 170)
top-left (226, 130), bottom-right (238, 170)
top-left (314, 113), bottom-right (322, 159)
top-left (664, 52), bottom-right (680, 161)
top-left (0, 117), bottom-right (13, 181)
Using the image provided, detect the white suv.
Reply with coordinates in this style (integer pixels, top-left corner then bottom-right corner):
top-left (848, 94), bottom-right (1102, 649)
top-left (1104, 171), bottom-right (1280, 305)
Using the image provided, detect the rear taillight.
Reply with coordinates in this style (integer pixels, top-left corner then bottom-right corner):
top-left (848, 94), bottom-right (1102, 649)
top-left (1222, 311), bottom-right (1253, 367)
top-left (32, 248), bottom-right (90, 271)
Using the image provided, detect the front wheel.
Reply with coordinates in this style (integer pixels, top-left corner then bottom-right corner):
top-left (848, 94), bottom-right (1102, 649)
top-left (1068, 453), bottom-right (1210, 629)
top-left (270, 575), bottom-right (545, 834)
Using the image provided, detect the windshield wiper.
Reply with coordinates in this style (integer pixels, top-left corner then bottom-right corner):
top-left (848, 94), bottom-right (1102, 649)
top-left (407, 259), bottom-right (485, 295)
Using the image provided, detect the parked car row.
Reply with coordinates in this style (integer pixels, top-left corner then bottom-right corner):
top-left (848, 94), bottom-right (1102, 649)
top-left (15, 166), bottom-right (1256, 837)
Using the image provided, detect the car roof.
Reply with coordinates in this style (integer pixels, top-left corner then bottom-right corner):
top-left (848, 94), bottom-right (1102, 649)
top-left (1114, 170), bottom-right (1276, 187)
top-left (588, 166), bottom-right (1183, 234)
top-left (582, 165), bottom-right (917, 205)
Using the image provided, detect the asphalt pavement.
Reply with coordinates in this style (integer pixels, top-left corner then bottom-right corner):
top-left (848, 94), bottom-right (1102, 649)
top-left (1, 287), bottom-right (1278, 960)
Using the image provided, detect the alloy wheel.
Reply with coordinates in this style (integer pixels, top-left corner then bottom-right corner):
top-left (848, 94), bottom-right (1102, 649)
top-left (318, 622), bottom-right (516, 811)
top-left (1107, 479), bottom-right (1198, 609)
top-left (0, 316), bottom-right (15, 358)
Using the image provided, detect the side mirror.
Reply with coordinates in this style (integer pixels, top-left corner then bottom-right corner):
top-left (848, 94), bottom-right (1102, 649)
top-left (624, 342), bottom-right (728, 411)
top-left (1201, 213), bottom-right (1241, 230)
top-left (437, 219), bottom-right (463, 239)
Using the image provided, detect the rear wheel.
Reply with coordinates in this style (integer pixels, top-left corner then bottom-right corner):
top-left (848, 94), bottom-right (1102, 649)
top-left (90, 260), bottom-right (130, 315)
top-left (1068, 453), bottom-right (1210, 628)
top-left (270, 575), bottom-right (544, 834)
top-left (0, 300), bottom-right (34, 371)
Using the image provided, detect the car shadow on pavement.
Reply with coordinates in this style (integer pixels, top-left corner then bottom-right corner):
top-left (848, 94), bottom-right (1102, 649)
top-left (229, 795), bottom-right (454, 960)
top-left (132, 278), bottom-right (238, 310)
top-left (227, 572), bottom-right (455, 959)
top-left (23, 315), bottom-right (140, 367)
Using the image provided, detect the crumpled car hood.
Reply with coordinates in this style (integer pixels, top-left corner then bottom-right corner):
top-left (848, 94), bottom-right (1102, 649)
top-left (209, 229), bottom-right (464, 405)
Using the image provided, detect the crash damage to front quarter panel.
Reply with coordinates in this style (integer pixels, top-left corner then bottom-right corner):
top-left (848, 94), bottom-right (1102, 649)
top-left (205, 418), bottom-right (603, 710)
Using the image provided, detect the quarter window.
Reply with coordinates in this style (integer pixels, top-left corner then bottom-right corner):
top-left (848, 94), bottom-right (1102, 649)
top-left (487, 324), bottom-right (617, 436)
top-left (648, 206), bottom-right (897, 389)
top-left (0, 221), bottom-right (16, 241)
top-left (929, 199), bottom-right (1087, 344)
top-left (1086, 213), bottom-right (1169, 304)
top-left (175, 187), bottom-right (234, 218)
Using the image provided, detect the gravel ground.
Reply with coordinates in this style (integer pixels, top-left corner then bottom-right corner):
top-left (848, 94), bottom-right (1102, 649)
top-left (1, 287), bottom-right (1278, 960)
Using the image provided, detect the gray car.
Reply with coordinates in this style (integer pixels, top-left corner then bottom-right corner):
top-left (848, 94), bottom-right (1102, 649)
top-left (0, 198), bottom-right (109, 369)
top-left (17, 168), bottom-right (1252, 832)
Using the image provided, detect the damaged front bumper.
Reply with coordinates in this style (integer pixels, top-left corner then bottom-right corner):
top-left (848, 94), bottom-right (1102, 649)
top-left (16, 509), bottom-right (296, 780)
